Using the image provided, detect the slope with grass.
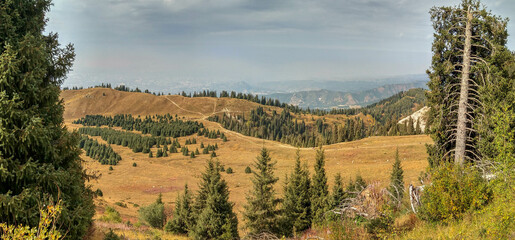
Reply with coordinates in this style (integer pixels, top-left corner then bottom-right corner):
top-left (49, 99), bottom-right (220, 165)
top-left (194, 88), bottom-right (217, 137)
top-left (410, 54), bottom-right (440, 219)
top-left (61, 88), bottom-right (432, 238)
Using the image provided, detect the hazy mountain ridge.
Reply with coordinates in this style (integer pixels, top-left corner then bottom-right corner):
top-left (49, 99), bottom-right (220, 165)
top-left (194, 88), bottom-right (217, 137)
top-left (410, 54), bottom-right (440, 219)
top-left (161, 74), bottom-right (428, 95)
top-left (267, 81), bottom-right (427, 109)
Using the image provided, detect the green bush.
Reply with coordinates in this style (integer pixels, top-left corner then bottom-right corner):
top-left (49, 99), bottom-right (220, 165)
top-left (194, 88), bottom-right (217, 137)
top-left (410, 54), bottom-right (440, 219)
top-left (133, 162), bottom-right (137, 167)
top-left (115, 202), bottom-right (127, 208)
top-left (139, 194), bottom-right (166, 229)
top-left (245, 166), bottom-right (252, 174)
top-left (226, 167), bottom-right (233, 174)
top-left (419, 163), bottom-right (492, 222)
top-left (365, 215), bottom-right (393, 236)
top-left (104, 229), bottom-right (121, 240)
top-left (96, 188), bottom-right (104, 197)
top-left (101, 206), bottom-right (122, 223)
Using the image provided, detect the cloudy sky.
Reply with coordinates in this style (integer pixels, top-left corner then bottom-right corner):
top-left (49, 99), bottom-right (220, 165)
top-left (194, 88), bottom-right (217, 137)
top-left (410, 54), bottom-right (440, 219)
top-left (46, 0), bottom-right (515, 89)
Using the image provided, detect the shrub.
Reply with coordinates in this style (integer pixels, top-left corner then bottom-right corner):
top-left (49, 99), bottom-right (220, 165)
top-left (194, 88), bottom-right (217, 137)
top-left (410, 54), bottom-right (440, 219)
top-left (419, 163), bottom-right (492, 222)
top-left (245, 166), bottom-right (252, 174)
top-left (0, 202), bottom-right (63, 240)
top-left (96, 188), bottom-right (104, 197)
top-left (115, 202), bottom-right (127, 208)
top-left (101, 206), bottom-right (122, 223)
top-left (133, 162), bottom-right (137, 167)
top-left (226, 167), bottom-right (233, 174)
top-left (139, 194), bottom-right (166, 229)
top-left (109, 166), bottom-right (114, 171)
top-left (103, 229), bottom-right (121, 240)
top-left (365, 215), bottom-right (393, 236)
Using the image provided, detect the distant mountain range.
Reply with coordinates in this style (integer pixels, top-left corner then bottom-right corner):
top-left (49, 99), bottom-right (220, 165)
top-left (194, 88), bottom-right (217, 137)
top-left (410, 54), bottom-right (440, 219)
top-left (267, 81), bottom-right (428, 109)
top-left (165, 74), bottom-right (428, 95)
top-left (159, 74), bottom-right (429, 109)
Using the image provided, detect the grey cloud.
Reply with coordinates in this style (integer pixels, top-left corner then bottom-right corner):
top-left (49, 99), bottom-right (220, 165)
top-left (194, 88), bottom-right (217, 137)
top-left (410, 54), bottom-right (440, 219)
top-left (47, 0), bottom-right (515, 89)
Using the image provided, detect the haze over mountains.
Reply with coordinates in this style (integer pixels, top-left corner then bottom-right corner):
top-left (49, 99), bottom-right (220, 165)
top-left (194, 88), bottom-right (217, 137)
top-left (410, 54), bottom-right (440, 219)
top-left (161, 74), bottom-right (428, 109)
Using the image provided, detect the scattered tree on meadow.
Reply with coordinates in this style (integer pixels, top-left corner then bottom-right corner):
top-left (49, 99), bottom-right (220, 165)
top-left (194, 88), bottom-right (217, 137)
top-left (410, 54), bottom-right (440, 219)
top-left (138, 194), bottom-right (166, 229)
top-left (243, 148), bottom-right (280, 235)
top-left (280, 149), bottom-right (312, 236)
top-left (388, 148), bottom-right (404, 207)
top-left (166, 184), bottom-right (194, 234)
top-left (331, 173), bottom-right (346, 209)
top-left (311, 147), bottom-right (330, 225)
top-left (190, 160), bottom-right (238, 239)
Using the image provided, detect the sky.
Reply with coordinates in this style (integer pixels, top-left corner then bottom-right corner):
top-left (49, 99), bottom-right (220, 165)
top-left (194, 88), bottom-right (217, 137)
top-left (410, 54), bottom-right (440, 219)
top-left (46, 0), bottom-right (515, 90)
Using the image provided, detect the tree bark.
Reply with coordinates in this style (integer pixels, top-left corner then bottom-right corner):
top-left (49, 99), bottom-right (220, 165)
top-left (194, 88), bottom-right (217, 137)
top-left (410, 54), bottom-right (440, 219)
top-left (455, 7), bottom-right (472, 165)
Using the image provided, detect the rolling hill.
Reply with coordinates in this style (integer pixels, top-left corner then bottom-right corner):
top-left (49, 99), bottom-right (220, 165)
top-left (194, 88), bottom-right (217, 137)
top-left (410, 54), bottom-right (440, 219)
top-left (61, 88), bottom-right (432, 238)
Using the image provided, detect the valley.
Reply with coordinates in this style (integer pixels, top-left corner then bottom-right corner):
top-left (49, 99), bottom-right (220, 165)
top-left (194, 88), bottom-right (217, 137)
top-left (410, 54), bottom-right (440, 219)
top-left (62, 87), bottom-right (431, 237)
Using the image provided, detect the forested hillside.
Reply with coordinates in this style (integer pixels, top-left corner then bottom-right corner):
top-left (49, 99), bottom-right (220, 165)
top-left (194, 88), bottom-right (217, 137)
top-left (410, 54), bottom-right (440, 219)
top-left (208, 88), bottom-right (427, 147)
top-left (268, 81), bottom-right (426, 109)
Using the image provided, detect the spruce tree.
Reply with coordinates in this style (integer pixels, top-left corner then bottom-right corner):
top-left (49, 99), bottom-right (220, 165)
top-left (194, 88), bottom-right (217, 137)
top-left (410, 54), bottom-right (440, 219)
top-left (0, 1), bottom-right (94, 238)
top-left (354, 173), bottom-right (367, 190)
top-left (311, 147), bottom-right (329, 225)
top-left (190, 160), bottom-right (238, 239)
top-left (243, 147), bottom-right (280, 235)
top-left (426, 0), bottom-right (510, 167)
top-left (388, 148), bottom-right (404, 206)
top-left (166, 184), bottom-right (194, 234)
top-left (139, 194), bottom-right (165, 229)
top-left (280, 149), bottom-right (311, 236)
top-left (331, 173), bottom-right (345, 209)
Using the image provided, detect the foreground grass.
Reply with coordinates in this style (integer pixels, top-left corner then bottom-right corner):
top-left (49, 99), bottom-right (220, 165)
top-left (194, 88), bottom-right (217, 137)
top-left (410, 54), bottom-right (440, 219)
top-left (90, 221), bottom-right (189, 240)
top-left (397, 180), bottom-right (515, 240)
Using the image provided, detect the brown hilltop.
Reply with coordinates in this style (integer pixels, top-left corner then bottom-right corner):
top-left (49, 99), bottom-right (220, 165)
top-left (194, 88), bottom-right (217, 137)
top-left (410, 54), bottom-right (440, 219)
top-left (61, 88), bottom-right (273, 121)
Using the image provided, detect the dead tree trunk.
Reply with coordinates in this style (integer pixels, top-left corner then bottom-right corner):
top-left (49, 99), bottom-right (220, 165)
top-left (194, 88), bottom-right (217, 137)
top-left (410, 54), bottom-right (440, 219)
top-left (455, 7), bottom-right (472, 165)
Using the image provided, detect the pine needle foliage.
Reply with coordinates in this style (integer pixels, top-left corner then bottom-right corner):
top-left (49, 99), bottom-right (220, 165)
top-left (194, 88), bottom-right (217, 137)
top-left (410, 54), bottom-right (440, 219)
top-left (0, 1), bottom-right (94, 238)
top-left (388, 148), bottom-right (405, 205)
top-left (331, 173), bottom-right (346, 209)
top-left (243, 147), bottom-right (281, 235)
top-left (311, 147), bottom-right (330, 226)
top-left (189, 160), bottom-right (238, 240)
top-left (280, 149), bottom-right (311, 236)
top-left (165, 184), bottom-right (194, 234)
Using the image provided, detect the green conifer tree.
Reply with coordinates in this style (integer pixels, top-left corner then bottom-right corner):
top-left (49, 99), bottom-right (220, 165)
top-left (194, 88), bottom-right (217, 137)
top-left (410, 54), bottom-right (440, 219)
top-left (280, 149), bottom-right (311, 236)
top-left (389, 148), bottom-right (405, 206)
top-left (426, 0), bottom-right (510, 167)
top-left (0, 1), bottom-right (94, 238)
top-left (331, 173), bottom-right (345, 209)
top-left (189, 160), bottom-right (238, 239)
top-left (311, 147), bottom-right (329, 225)
top-left (243, 147), bottom-right (280, 235)
top-left (166, 184), bottom-right (194, 234)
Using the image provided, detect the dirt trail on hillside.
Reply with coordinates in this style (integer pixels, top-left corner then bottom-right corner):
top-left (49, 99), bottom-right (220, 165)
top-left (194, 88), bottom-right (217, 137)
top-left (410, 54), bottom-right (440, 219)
top-left (165, 96), bottom-right (305, 150)
top-left (164, 96), bottom-right (206, 118)
top-left (162, 96), bottom-right (418, 152)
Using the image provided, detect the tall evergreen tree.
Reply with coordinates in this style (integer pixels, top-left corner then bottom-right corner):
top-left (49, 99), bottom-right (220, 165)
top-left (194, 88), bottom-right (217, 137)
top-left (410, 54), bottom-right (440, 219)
top-left (166, 184), bottom-right (194, 234)
top-left (0, 1), bottom-right (94, 238)
top-left (280, 149), bottom-right (311, 236)
top-left (243, 147), bottom-right (280, 235)
top-left (426, 0), bottom-right (510, 167)
top-left (311, 147), bottom-right (329, 225)
top-left (331, 173), bottom-right (345, 209)
top-left (388, 148), bottom-right (404, 206)
top-left (190, 160), bottom-right (238, 240)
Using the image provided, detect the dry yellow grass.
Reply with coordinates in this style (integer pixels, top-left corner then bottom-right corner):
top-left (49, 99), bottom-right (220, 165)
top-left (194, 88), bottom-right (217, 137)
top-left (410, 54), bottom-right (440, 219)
top-left (61, 88), bottom-right (432, 237)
